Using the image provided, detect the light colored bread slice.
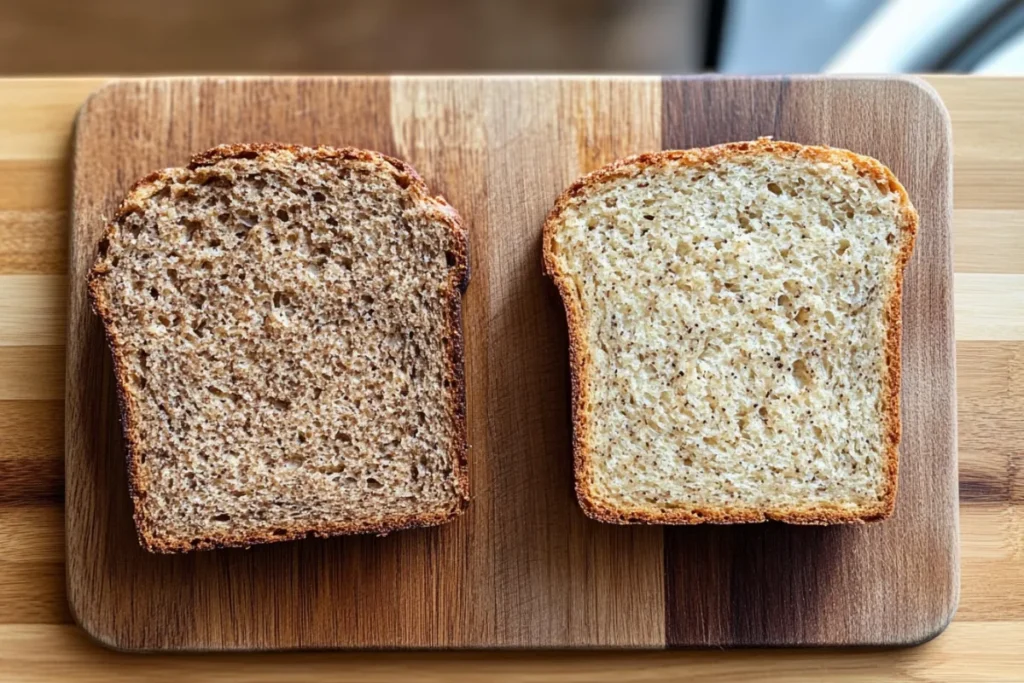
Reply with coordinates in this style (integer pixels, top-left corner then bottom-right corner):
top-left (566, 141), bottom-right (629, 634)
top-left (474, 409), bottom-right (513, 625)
top-left (543, 138), bottom-right (917, 525)
top-left (90, 144), bottom-right (469, 552)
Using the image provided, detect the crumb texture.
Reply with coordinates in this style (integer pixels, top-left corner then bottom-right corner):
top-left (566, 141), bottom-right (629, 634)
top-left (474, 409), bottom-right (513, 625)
top-left (90, 145), bottom-right (468, 550)
top-left (546, 142), bottom-right (914, 521)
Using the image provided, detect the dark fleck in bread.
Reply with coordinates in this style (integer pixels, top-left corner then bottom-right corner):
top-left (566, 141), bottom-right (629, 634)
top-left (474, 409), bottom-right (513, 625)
top-left (90, 143), bottom-right (469, 552)
top-left (543, 138), bottom-right (917, 525)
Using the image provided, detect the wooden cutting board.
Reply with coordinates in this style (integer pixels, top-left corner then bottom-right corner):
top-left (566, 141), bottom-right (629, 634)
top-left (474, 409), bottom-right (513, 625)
top-left (66, 76), bottom-right (957, 651)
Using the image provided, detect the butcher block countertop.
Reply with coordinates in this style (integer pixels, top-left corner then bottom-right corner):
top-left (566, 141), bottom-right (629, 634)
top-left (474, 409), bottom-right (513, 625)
top-left (0, 75), bottom-right (1021, 680)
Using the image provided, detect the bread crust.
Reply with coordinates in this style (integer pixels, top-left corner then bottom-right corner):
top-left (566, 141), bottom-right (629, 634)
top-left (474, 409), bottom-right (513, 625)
top-left (89, 143), bottom-right (470, 553)
top-left (542, 138), bottom-right (918, 525)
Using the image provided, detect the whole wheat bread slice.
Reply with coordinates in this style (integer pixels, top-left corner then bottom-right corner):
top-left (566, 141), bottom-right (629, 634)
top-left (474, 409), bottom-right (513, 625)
top-left (90, 144), bottom-right (469, 552)
top-left (543, 138), bottom-right (917, 525)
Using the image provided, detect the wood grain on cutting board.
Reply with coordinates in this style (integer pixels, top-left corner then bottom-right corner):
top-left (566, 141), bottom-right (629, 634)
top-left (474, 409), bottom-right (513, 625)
top-left (660, 77), bottom-right (957, 646)
top-left (65, 76), bottom-right (955, 650)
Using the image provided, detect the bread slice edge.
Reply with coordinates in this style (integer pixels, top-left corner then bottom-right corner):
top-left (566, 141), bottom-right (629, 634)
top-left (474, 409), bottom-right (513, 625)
top-left (541, 138), bottom-right (919, 526)
top-left (88, 143), bottom-right (471, 552)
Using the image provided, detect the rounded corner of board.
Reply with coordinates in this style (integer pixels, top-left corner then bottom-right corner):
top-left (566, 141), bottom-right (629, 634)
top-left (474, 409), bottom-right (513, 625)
top-left (68, 605), bottom-right (136, 654)
top-left (75, 81), bottom-right (123, 128)
top-left (895, 77), bottom-right (953, 141)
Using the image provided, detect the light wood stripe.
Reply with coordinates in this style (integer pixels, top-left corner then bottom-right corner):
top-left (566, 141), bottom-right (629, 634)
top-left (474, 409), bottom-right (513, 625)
top-left (0, 507), bottom-right (64, 564)
top-left (952, 165), bottom-right (1024, 211)
top-left (0, 563), bottom-right (68, 624)
top-left (958, 342), bottom-right (1022, 395)
top-left (0, 79), bottom-right (103, 161)
top-left (933, 77), bottom-right (1024, 210)
top-left (958, 504), bottom-right (1024, 620)
top-left (391, 76), bottom-right (493, 646)
top-left (0, 347), bottom-right (64, 401)
top-left (0, 275), bottom-right (65, 346)
top-left (955, 273), bottom-right (1023, 334)
top-left (961, 504), bottom-right (1023, 561)
top-left (0, 161), bottom-right (68, 213)
top-left (954, 209), bottom-right (1024, 274)
top-left (955, 274), bottom-right (1024, 341)
top-left (0, 210), bottom-right (66, 275)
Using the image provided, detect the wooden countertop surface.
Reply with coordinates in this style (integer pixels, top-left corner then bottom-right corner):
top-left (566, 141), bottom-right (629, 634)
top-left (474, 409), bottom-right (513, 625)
top-left (0, 75), bottom-right (1021, 681)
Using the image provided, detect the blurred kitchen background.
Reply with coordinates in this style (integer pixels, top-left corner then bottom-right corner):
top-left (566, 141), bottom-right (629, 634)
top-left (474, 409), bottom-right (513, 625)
top-left (1, 0), bottom-right (1023, 75)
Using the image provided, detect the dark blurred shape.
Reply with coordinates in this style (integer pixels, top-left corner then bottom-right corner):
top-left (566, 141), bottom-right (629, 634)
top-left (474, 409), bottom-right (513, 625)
top-left (0, 0), bottom-right (708, 74)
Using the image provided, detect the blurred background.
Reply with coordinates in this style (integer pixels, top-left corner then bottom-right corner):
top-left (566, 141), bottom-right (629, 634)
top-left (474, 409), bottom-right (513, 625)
top-left (1, 0), bottom-right (1023, 75)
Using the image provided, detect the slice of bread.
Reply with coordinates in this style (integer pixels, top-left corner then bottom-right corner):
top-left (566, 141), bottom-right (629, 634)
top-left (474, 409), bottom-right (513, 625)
top-left (543, 138), bottom-right (917, 525)
top-left (90, 144), bottom-right (469, 552)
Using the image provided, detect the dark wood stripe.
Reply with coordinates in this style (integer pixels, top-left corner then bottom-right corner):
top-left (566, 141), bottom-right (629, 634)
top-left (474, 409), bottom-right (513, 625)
top-left (959, 474), bottom-right (1009, 503)
top-left (957, 342), bottom-right (1024, 504)
top-left (663, 527), bottom-right (731, 646)
top-left (662, 76), bottom-right (788, 151)
top-left (662, 76), bottom-right (789, 647)
top-left (0, 461), bottom-right (63, 506)
top-left (0, 401), bottom-right (64, 505)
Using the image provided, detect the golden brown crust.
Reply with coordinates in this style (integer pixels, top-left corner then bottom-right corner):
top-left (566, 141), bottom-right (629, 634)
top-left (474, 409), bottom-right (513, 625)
top-left (542, 137), bottom-right (917, 526)
top-left (89, 143), bottom-right (470, 553)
